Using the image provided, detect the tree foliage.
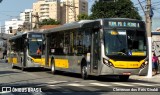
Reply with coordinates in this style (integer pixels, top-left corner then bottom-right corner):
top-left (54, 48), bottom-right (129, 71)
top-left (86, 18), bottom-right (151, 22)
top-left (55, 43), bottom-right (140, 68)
top-left (38, 18), bottom-right (60, 26)
top-left (77, 13), bottom-right (90, 21)
top-left (90, 0), bottom-right (142, 20)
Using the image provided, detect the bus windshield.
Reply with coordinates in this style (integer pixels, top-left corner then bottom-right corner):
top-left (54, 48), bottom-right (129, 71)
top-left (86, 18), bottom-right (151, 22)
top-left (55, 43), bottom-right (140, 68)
top-left (104, 29), bottom-right (147, 56)
top-left (28, 39), bottom-right (42, 55)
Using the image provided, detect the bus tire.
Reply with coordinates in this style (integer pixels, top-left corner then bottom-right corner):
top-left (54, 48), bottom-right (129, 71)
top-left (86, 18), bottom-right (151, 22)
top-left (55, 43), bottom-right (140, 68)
top-left (81, 64), bottom-right (88, 80)
top-left (119, 75), bottom-right (130, 81)
top-left (51, 59), bottom-right (56, 74)
top-left (21, 66), bottom-right (25, 71)
top-left (21, 58), bottom-right (25, 71)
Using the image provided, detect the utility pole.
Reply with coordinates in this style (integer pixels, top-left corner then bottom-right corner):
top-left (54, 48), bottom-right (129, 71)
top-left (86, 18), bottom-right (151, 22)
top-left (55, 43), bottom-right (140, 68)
top-left (65, 0), bottom-right (78, 23)
top-left (32, 12), bottom-right (40, 29)
top-left (146, 0), bottom-right (152, 78)
top-left (30, 12), bottom-right (33, 30)
top-left (73, 0), bottom-right (76, 21)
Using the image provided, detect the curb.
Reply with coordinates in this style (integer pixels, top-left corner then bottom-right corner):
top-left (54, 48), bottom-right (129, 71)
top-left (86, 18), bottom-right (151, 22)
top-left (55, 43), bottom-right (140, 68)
top-left (130, 74), bottom-right (160, 82)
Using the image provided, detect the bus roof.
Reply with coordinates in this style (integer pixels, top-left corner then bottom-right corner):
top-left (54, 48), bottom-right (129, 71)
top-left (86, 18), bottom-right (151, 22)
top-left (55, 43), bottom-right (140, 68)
top-left (44, 18), bottom-right (144, 34)
top-left (102, 18), bottom-right (143, 21)
top-left (44, 20), bottom-right (96, 34)
top-left (151, 32), bottom-right (160, 35)
top-left (9, 31), bottom-right (43, 41)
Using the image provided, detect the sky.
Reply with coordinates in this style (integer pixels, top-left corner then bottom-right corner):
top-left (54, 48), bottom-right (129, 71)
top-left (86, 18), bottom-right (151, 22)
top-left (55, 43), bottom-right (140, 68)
top-left (0, 0), bottom-right (160, 30)
top-left (0, 0), bottom-right (36, 25)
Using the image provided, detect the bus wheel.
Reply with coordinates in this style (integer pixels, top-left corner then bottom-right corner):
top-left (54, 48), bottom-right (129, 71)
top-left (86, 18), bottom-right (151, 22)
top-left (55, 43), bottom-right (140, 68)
top-left (81, 65), bottom-right (88, 80)
top-left (21, 58), bottom-right (25, 71)
top-left (119, 75), bottom-right (130, 81)
top-left (21, 63), bottom-right (25, 71)
top-left (21, 66), bottom-right (25, 71)
top-left (51, 59), bottom-right (56, 74)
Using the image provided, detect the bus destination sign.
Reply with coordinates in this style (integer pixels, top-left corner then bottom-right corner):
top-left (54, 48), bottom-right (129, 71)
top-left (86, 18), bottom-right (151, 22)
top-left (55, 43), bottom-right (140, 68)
top-left (29, 34), bottom-right (42, 38)
top-left (108, 21), bottom-right (140, 28)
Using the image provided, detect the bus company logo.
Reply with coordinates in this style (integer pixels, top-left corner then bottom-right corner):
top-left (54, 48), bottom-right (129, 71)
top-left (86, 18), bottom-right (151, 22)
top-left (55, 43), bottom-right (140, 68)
top-left (1, 87), bottom-right (42, 93)
top-left (2, 87), bottom-right (11, 93)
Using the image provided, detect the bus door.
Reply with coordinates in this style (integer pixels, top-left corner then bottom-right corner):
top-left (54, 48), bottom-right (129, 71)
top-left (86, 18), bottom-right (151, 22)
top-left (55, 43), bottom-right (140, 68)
top-left (91, 30), bottom-right (99, 74)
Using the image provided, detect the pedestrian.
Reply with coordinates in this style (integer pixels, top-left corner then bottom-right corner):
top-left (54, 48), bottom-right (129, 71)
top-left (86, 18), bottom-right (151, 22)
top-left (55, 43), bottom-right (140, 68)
top-left (152, 52), bottom-right (159, 75)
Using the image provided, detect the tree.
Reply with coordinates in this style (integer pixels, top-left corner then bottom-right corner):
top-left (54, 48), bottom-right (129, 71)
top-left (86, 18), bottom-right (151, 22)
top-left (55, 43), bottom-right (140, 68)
top-left (22, 22), bottom-right (31, 31)
top-left (0, 0), bottom-right (2, 3)
top-left (77, 13), bottom-right (90, 21)
top-left (90, 0), bottom-right (142, 20)
top-left (38, 18), bottom-right (60, 26)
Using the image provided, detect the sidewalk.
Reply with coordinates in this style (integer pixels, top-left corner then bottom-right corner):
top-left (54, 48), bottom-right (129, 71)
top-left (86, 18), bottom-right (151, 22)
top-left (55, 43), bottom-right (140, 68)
top-left (130, 73), bottom-right (160, 83)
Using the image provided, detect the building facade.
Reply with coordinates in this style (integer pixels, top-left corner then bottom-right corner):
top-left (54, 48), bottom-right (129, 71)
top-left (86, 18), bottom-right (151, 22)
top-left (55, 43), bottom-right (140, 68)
top-left (5, 19), bottom-right (24, 34)
top-left (32, 0), bottom-right (61, 25)
top-left (32, 0), bottom-right (88, 24)
top-left (19, 9), bottom-right (33, 31)
top-left (20, 9), bottom-right (33, 22)
top-left (62, 0), bottom-right (88, 24)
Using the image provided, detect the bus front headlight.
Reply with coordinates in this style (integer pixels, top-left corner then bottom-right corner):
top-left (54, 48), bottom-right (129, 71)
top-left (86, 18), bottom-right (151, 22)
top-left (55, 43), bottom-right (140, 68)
top-left (27, 57), bottom-right (34, 63)
top-left (103, 58), bottom-right (113, 67)
top-left (140, 61), bottom-right (148, 68)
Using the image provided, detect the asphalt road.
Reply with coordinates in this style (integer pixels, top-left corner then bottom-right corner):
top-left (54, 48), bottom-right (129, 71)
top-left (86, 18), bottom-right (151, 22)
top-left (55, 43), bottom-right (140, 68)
top-left (0, 61), bottom-right (160, 95)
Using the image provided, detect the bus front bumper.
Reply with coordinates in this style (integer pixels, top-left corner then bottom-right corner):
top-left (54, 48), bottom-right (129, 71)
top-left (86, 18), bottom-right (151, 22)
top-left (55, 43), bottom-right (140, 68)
top-left (100, 64), bottom-right (148, 76)
top-left (27, 61), bottom-right (42, 67)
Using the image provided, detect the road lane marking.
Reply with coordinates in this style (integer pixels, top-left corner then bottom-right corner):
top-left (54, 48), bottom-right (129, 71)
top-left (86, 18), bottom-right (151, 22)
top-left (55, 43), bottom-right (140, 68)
top-left (90, 83), bottom-right (111, 87)
top-left (46, 81), bottom-right (68, 84)
top-left (67, 83), bottom-right (85, 86)
top-left (0, 92), bottom-right (11, 94)
top-left (46, 85), bottom-right (72, 92)
top-left (132, 83), bottom-right (154, 86)
top-left (48, 84), bottom-right (56, 87)
top-left (112, 83), bottom-right (134, 86)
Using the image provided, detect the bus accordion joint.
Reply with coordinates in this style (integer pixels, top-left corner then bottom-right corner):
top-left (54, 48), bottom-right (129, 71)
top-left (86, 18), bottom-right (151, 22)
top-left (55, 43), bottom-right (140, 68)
top-left (103, 58), bottom-right (113, 67)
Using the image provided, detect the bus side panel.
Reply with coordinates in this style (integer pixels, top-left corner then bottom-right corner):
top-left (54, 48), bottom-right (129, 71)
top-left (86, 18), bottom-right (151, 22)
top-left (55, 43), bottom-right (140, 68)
top-left (50, 55), bottom-right (83, 74)
top-left (55, 59), bottom-right (69, 68)
top-left (41, 57), bottom-right (46, 66)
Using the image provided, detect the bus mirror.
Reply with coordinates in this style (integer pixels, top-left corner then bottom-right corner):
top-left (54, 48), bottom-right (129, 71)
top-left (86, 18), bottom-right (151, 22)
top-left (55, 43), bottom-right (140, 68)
top-left (86, 53), bottom-right (90, 62)
top-left (74, 50), bottom-right (77, 55)
top-left (24, 39), bottom-right (28, 46)
top-left (51, 49), bottom-right (55, 54)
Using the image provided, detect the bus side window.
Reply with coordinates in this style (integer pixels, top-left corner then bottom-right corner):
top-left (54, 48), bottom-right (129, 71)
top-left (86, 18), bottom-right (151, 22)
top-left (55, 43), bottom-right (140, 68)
top-left (50, 32), bottom-right (64, 55)
top-left (83, 29), bottom-right (91, 54)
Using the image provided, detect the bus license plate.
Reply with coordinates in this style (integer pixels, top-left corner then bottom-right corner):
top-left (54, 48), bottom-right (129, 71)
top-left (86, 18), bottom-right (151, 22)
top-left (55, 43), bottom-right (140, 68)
top-left (123, 72), bottom-right (131, 75)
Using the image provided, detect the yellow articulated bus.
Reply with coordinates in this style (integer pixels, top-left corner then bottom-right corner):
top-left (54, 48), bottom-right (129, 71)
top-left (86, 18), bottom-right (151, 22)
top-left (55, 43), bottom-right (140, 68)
top-left (8, 31), bottom-right (45, 71)
top-left (43, 18), bottom-right (148, 81)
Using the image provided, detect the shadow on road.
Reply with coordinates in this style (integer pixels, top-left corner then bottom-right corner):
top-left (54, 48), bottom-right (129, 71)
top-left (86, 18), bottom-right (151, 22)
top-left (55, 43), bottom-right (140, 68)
top-left (46, 71), bottom-right (160, 84)
top-left (0, 71), bottom-right (21, 75)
